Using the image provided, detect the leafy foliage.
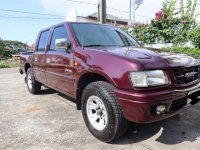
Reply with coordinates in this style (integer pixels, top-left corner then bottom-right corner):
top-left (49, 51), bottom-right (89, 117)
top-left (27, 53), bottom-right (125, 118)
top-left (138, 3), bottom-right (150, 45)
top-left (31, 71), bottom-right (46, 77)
top-left (3, 40), bottom-right (27, 51)
top-left (0, 61), bottom-right (9, 68)
top-left (0, 39), bottom-right (10, 59)
top-left (0, 60), bottom-right (20, 68)
top-left (0, 39), bottom-right (28, 60)
top-left (189, 26), bottom-right (200, 49)
top-left (162, 0), bottom-right (178, 19)
top-left (161, 47), bottom-right (200, 59)
top-left (131, 0), bottom-right (198, 45)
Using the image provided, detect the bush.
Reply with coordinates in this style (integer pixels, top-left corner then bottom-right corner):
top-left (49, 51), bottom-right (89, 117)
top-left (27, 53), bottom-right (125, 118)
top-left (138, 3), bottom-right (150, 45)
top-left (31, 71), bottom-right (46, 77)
top-left (161, 47), bottom-right (200, 59)
top-left (0, 61), bottom-right (9, 68)
top-left (130, 0), bottom-right (197, 45)
top-left (189, 26), bottom-right (200, 49)
top-left (0, 61), bottom-right (20, 68)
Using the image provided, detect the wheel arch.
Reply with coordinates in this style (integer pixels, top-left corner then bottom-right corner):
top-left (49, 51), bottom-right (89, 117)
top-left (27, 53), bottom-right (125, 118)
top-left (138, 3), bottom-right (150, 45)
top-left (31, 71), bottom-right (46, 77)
top-left (24, 63), bottom-right (31, 73)
top-left (76, 71), bottom-right (116, 110)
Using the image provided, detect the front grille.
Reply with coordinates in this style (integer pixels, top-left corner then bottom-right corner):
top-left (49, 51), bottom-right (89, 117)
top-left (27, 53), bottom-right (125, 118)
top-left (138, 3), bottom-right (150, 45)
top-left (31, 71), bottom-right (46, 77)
top-left (170, 97), bottom-right (187, 111)
top-left (173, 66), bottom-right (200, 85)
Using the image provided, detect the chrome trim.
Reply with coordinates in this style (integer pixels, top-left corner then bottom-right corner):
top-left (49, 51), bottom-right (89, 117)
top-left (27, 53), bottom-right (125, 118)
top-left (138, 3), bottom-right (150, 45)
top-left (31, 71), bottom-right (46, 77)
top-left (174, 83), bottom-right (200, 92)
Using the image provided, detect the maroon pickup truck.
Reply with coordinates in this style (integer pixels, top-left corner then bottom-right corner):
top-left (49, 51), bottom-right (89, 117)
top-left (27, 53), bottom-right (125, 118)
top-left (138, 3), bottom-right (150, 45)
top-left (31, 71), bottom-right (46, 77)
top-left (20, 22), bottom-right (200, 142)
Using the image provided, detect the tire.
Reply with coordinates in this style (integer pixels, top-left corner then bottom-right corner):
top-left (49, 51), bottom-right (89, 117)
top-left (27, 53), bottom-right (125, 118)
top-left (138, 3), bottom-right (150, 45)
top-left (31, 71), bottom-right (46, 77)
top-left (81, 81), bottom-right (128, 142)
top-left (26, 68), bottom-right (41, 94)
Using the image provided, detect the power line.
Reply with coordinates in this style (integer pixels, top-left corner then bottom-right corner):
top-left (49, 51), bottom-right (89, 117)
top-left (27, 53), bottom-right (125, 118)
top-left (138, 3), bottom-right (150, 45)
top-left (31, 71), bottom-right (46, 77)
top-left (107, 7), bottom-right (128, 13)
top-left (0, 15), bottom-right (64, 20)
top-left (0, 0), bottom-right (152, 21)
top-left (136, 14), bottom-right (151, 19)
top-left (64, 0), bottom-right (151, 18)
top-left (0, 8), bottom-right (65, 17)
top-left (65, 0), bottom-right (129, 13)
top-left (108, 0), bottom-right (116, 4)
top-left (0, 2), bottom-right (142, 18)
top-left (65, 0), bottom-right (96, 5)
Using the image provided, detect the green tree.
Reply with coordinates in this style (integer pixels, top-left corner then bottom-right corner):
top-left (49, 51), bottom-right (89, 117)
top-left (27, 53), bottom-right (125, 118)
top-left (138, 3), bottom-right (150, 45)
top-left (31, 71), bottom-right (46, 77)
top-left (3, 40), bottom-right (27, 51)
top-left (0, 39), bottom-right (6, 59)
top-left (0, 39), bottom-right (27, 59)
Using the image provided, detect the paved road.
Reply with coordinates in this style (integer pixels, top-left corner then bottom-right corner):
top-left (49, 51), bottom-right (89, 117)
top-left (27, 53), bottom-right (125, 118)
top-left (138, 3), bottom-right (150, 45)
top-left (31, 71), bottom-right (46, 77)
top-left (0, 68), bottom-right (200, 150)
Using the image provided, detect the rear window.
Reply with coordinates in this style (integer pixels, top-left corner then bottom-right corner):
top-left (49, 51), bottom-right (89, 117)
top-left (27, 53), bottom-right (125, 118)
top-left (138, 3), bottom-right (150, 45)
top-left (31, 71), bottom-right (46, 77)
top-left (37, 30), bottom-right (49, 51)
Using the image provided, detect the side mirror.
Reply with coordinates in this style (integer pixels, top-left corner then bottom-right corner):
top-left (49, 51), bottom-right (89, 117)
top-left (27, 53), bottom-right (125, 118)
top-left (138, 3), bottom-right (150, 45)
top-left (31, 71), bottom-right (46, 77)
top-left (55, 38), bottom-right (72, 52)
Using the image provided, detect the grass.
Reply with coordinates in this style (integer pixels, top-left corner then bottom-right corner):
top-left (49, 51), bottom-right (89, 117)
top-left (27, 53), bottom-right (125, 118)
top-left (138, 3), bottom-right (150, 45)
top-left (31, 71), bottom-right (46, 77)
top-left (0, 60), bottom-right (20, 68)
top-left (148, 47), bottom-right (200, 59)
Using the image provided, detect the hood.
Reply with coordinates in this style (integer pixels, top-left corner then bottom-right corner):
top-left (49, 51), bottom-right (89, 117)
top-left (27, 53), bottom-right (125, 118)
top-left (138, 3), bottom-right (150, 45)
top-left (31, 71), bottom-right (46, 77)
top-left (90, 46), bottom-right (200, 69)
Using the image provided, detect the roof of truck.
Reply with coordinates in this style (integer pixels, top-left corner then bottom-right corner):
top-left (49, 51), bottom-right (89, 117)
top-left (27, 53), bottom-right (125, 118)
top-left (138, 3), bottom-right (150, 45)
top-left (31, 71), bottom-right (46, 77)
top-left (39, 21), bottom-right (118, 33)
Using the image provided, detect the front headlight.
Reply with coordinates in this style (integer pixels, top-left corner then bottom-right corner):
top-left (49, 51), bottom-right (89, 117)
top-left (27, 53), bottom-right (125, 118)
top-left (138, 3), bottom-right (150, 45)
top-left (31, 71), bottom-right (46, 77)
top-left (129, 70), bottom-right (168, 87)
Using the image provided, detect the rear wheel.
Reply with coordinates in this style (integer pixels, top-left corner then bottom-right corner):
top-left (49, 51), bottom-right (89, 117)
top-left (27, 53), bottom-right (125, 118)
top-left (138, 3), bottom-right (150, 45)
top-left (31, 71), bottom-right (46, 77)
top-left (82, 81), bottom-right (128, 142)
top-left (26, 68), bottom-right (41, 94)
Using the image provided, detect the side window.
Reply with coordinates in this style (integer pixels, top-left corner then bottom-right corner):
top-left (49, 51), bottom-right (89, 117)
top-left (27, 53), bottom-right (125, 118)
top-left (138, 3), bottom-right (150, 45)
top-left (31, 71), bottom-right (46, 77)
top-left (37, 30), bottom-right (49, 52)
top-left (50, 25), bottom-right (69, 51)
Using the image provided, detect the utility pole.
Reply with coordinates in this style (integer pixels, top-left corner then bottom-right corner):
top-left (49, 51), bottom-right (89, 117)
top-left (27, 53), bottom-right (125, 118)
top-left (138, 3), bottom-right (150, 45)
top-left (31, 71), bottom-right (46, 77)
top-left (128, 0), bottom-right (135, 33)
top-left (129, 0), bottom-right (136, 26)
top-left (129, 0), bottom-right (131, 25)
top-left (98, 0), bottom-right (106, 24)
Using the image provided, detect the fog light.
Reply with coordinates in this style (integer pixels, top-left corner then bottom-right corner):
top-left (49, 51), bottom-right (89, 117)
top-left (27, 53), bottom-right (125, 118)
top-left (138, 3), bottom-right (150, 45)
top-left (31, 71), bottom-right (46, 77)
top-left (156, 105), bottom-right (166, 115)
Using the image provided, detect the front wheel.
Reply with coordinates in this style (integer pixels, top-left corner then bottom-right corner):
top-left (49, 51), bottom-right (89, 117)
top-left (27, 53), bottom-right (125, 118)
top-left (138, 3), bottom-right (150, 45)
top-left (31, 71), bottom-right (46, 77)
top-left (82, 81), bottom-right (128, 142)
top-left (26, 68), bottom-right (41, 94)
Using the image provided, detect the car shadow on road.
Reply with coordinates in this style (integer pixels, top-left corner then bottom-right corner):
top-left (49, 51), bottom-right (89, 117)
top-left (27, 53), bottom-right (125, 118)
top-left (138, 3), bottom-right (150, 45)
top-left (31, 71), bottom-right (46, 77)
top-left (114, 105), bottom-right (200, 145)
top-left (38, 87), bottom-right (200, 146)
top-left (40, 88), bottom-right (57, 95)
top-left (57, 93), bottom-right (77, 104)
top-left (39, 87), bottom-right (76, 104)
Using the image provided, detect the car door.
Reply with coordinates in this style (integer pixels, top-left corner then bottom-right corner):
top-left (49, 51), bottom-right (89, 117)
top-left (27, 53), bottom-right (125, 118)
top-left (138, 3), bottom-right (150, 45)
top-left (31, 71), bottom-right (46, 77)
top-left (45, 25), bottom-right (75, 96)
top-left (32, 30), bottom-right (50, 84)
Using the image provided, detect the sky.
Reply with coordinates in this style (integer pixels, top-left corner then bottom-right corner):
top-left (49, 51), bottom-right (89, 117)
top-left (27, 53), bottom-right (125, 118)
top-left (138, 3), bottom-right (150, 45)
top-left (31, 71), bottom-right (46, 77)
top-left (0, 0), bottom-right (163, 45)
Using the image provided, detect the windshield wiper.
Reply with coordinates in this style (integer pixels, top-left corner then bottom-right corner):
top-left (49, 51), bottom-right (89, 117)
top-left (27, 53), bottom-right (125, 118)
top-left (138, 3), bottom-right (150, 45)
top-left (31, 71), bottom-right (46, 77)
top-left (83, 44), bottom-right (106, 47)
top-left (120, 45), bottom-right (139, 47)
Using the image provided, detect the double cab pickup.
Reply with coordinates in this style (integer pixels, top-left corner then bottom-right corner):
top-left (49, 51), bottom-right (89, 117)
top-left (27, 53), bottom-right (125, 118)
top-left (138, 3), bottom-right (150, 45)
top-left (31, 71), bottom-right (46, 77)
top-left (20, 22), bottom-right (200, 142)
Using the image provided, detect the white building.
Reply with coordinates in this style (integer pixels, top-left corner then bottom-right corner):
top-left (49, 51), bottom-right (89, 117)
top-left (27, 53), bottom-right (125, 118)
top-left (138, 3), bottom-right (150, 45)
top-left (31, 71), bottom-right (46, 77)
top-left (66, 11), bottom-right (128, 27)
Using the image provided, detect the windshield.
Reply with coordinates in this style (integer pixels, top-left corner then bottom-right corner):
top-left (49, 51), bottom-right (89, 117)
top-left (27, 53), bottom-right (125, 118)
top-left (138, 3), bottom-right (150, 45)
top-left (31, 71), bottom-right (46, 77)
top-left (71, 23), bottom-right (140, 47)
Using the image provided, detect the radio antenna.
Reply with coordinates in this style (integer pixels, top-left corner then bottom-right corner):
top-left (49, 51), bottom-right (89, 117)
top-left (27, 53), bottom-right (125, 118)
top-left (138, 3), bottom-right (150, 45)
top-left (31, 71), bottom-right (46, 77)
top-left (81, 32), bottom-right (84, 49)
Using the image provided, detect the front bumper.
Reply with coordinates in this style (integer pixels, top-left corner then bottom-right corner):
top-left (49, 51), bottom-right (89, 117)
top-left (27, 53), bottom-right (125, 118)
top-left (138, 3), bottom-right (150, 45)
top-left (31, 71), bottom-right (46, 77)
top-left (115, 83), bottom-right (200, 123)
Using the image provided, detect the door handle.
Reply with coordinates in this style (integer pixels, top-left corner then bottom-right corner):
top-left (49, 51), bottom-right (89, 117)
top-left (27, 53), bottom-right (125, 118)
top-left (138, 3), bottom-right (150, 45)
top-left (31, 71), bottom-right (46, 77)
top-left (46, 58), bottom-right (51, 63)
